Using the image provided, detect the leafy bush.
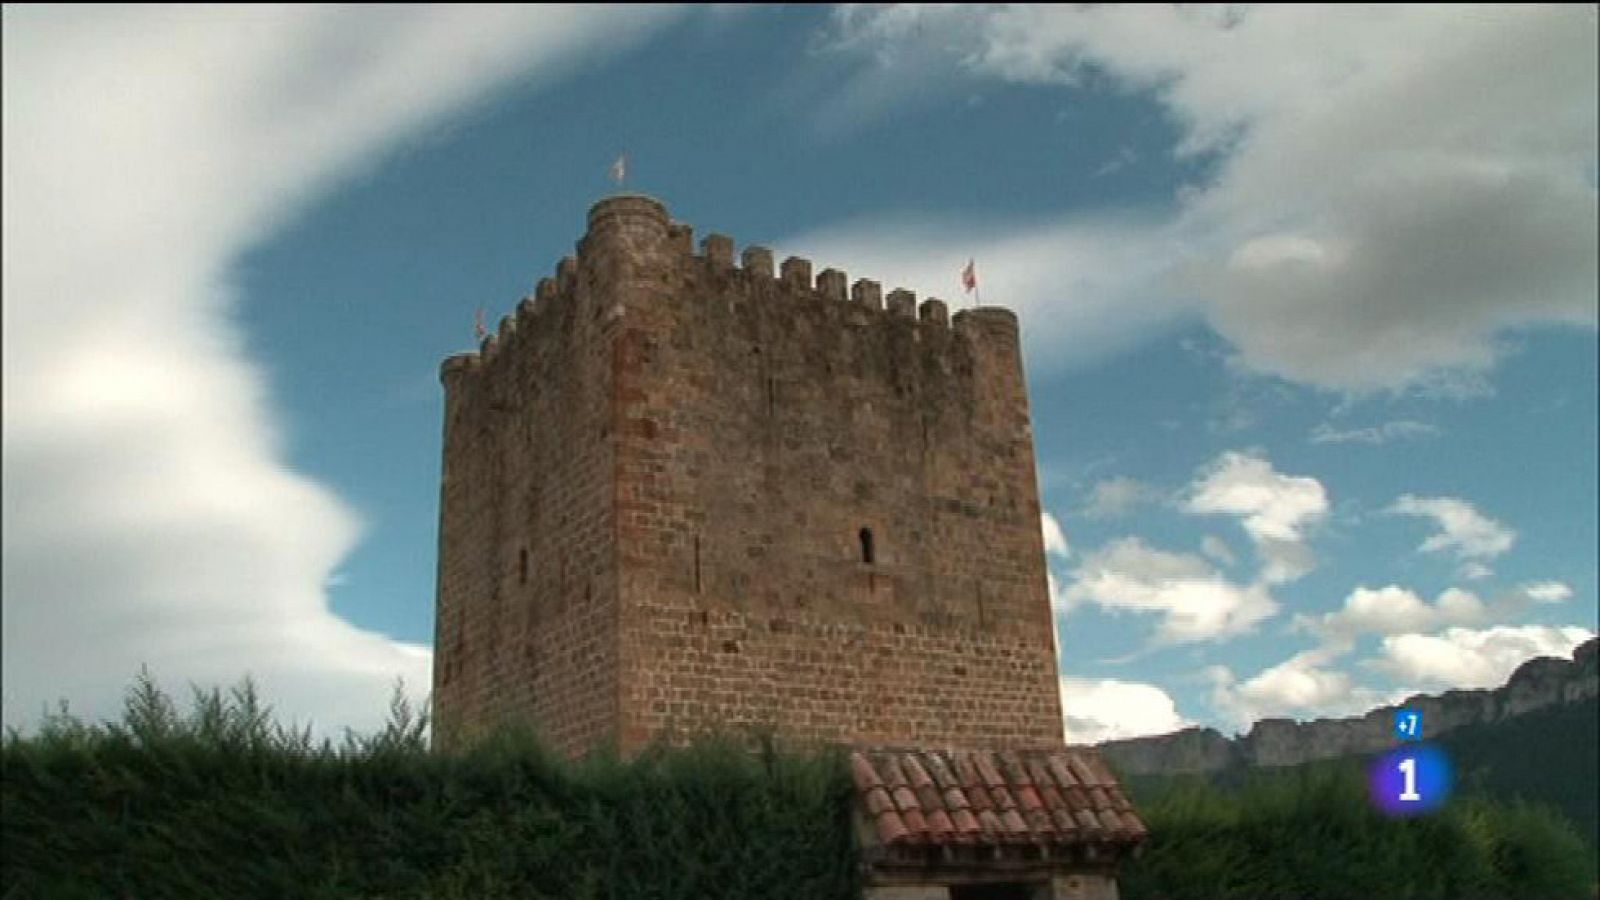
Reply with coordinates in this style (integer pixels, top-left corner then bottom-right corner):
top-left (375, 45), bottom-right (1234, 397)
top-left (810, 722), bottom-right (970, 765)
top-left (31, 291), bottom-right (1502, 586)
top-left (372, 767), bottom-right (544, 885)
top-left (1, 672), bottom-right (859, 899)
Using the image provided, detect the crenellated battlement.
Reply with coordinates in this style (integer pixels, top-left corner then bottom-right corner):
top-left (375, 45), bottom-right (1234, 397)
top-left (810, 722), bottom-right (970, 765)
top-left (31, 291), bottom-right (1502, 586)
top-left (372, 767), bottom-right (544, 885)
top-left (441, 194), bottom-right (1019, 386)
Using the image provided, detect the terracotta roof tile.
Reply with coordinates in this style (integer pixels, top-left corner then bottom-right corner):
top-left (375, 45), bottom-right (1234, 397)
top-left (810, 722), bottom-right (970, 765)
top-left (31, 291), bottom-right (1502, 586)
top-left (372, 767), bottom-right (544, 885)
top-left (882, 755), bottom-right (909, 788)
top-left (1023, 807), bottom-right (1053, 833)
top-left (1069, 756), bottom-right (1101, 787)
top-left (902, 754), bottom-right (935, 789)
top-left (950, 807), bottom-right (981, 837)
top-left (968, 783), bottom-right (994, 812)
top-left (901, 806), bottom-right (929, 838)
top-left (891, 785), bottom-right (919, 812)
top-left (973, 753), bottom-right (1006, 789)
top-left (854, 746), bottom-right (1147, 852)
top-left (865, 786), bottom-right (895, 816)
top-left (924, 752), bottom-right (960, 789)
top-left (875, 809), bottom-right (909, 845)
top-left (942, 786), bottom-right (970, 810)
top-left (924, 807), bottom-right (954, 837)
top-left (1047, 806), bottom-right (1077, 834)
top-left (851, 752), bottom-right (884, 791)
top-left (1072, 808), bottom-right (1099, 832)
top-left (1015, 784), bottom-right (1044, 812)
top-left (1048, 756), bottom-right (1079, 788)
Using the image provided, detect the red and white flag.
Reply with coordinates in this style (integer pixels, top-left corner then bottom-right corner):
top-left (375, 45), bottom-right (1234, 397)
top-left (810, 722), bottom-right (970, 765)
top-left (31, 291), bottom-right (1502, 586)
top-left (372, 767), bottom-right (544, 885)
top-left (474, 307), bottom-right (487, 341)
top-left (961, 258), bottom-right (977, 293)
top-left (609, 153), bottom-right (627, 187)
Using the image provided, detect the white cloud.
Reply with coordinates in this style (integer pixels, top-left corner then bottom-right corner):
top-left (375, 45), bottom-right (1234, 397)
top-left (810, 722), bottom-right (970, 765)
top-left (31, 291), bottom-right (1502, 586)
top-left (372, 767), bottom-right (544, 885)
top-left (1187, 451), bottom-right (1328, 584)
top-left (1208, 645), bottom-right (1387, 728)
top-left (1041, 511), bottom-right (1070, 558)
top-left (779, 211), bottom-right (1196, 374)
top-left (1388, 494), bottom-right (1516, 562)
top-left (1309, 420), bottom-right (1440, 445)
top-left (1080, 475), bottom-right (1164, 519)
top-left (1375, 625), bottom-right (1595, 689)
top-left (1063, 537), bottom-right (1276, 643)
top-left (1436, 588), bottom-right (1491, 624)
top-left (1060, 676), bottom-right (1191, 744)
top-left (1308, 584), bottom-right (1488, 639)
top-left (1046, 568), bottom-right (1070, 612)
top-left (1458, 561), bottom-right (1494, 582)
top-left (1302, 580), bottom-right (1580, 644)
top-left (819, 6), bottom-right (1598, 392)
top-left (1328, 586), bottom-right (1445, 636)
top-left (1524, 581), bottom-right (1574, 604)
top-left (1200, 534), bottom-right (1236, 567)
top-left (2, 7), bottom-right (682, 736)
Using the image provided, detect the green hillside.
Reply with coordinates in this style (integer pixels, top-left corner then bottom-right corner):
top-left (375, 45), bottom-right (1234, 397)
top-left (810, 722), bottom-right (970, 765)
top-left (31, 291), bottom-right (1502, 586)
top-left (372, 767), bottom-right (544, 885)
top-left (1118, 698), bottom-right (1600, 898)
top-left (1118, 762), bottom-right (1595, 900)
top-left (1443, 698), bottom-right (1598, 851)
top-left (1122, 698), bottom-right (1599, 856)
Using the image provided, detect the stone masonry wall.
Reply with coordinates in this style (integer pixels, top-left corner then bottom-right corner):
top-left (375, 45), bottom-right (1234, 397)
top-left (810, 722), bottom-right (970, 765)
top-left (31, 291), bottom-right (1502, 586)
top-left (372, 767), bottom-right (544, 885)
top-left (598, 197), bottom-right (1061, 752)
top-left (433, 250), bottom-right (622, 755)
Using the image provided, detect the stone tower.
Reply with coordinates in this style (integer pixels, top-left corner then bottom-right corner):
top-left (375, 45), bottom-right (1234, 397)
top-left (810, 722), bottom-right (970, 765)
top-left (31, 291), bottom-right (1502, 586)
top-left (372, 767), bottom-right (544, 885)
top-left (433, 195), bottom-right (1064, 756)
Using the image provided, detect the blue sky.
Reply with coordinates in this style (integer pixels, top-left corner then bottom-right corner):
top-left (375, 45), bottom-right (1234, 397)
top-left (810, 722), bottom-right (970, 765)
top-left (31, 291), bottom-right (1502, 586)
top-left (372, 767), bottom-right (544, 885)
top-left (4, 5), bottom-right (1596, 741)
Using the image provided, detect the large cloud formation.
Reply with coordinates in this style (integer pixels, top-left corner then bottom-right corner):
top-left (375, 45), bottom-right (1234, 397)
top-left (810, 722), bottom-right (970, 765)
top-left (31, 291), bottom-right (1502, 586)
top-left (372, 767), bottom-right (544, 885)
top-left (2, 6), bottom-right (682, 736)
top-left (813, 5), bottom-right (1598, 391)
top-left (1060, 676), bottom-right (1192, 744)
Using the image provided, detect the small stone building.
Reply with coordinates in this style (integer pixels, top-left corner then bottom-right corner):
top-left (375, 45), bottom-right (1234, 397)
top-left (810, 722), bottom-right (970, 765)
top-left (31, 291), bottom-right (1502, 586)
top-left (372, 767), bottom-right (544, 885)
top-left (432, 194), bottom-right (1146, 895)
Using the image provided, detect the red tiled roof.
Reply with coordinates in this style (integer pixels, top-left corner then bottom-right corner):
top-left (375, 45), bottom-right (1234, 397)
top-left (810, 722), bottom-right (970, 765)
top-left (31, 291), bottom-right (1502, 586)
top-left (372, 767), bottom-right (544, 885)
top-left (851, 747), bottom-right (1148, 849)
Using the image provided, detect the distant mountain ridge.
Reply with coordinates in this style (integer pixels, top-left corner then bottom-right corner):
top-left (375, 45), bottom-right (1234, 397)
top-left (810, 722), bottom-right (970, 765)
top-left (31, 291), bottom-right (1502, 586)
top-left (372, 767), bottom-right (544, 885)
top-left (1100, 637), bottom-right (1598, 776)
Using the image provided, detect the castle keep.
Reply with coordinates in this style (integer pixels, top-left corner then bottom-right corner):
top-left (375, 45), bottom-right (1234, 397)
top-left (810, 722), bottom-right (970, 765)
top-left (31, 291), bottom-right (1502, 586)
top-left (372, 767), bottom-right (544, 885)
top-left (434, 195), bottom-right (1145, 899)
top-left (434, 194), bottom-right (1061, 755)
top-left (434, 193), bottom-right (1067, 755)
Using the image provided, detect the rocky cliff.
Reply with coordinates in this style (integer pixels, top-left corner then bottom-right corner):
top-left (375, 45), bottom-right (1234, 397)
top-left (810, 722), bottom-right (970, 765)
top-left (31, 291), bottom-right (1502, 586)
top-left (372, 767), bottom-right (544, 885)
top-left (1100, 637), bottom-right (1598, 776)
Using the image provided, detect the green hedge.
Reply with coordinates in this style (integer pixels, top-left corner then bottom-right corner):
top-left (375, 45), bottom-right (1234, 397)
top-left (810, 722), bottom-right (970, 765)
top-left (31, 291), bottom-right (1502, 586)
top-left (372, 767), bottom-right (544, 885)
top-left (1119, 763), bottom-right (1595, 900)
top-left (6, 675), bottom-right (1593, 899)
top-left (1, 674), bottom-right (859, 899)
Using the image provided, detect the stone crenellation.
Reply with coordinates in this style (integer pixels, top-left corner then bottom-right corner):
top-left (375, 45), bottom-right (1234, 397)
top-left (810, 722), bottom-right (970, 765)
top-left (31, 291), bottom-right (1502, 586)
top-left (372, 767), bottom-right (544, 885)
top-left (434, 194), bottom-right (1060, 758)
top-left (450, 204), bottom-right (989, 380)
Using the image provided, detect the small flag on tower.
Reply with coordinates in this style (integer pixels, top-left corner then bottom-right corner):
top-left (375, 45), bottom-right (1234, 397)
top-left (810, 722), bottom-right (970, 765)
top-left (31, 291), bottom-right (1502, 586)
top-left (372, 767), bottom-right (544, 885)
top-left (474, 307), bottom-right (487, 342)
top-left (609, 152), bottom-right (627, 187)
top-left (961, 258), bottom-right (978, 297)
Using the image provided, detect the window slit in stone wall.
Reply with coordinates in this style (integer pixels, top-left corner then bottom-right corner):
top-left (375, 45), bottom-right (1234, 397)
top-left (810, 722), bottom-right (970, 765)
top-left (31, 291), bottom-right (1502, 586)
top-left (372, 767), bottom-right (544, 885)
top-left (766, 377), bottom-right (777, 417)
top-left (859, 527), bottom-right (875, 565)
top-left (693, 533), bottom-right (703, 594)
top-left (518, 548), bottom-right (528, 584)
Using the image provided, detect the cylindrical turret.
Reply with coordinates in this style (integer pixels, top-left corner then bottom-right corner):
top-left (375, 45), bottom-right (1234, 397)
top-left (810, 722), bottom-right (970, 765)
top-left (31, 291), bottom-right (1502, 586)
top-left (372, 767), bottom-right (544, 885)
top-left (583, 193), bottom-right (671, 256)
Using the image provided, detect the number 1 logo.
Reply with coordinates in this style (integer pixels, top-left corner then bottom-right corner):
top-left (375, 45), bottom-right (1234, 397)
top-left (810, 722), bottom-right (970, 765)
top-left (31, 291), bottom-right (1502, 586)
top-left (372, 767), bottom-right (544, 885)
top-left (1398, 757), bottom-right (1421, 801)
top-left (1370, 745), bottom-right (1451, 816)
